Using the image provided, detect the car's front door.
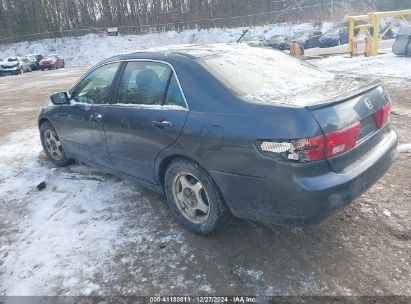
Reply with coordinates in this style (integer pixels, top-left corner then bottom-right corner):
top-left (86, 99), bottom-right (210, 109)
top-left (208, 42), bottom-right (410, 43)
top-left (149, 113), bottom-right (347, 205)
top-left (103, 60), bottom-right (188, 184)
top-left (51, 62), bottom-right (121, 166)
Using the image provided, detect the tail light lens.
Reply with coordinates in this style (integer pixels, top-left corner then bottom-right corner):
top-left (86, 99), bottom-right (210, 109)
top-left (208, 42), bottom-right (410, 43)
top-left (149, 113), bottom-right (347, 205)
top-left (324, 122), bottom-right (361, 158)
top-left (290, 135), bottom-right (325, 161)
top-left (374, 102), bottom-right (392, 129)
top-left (259, 123), bottom-right (362, 162)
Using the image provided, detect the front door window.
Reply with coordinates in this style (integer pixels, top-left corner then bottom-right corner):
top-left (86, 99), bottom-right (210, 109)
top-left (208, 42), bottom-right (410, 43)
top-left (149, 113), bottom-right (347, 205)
top-left (71, 62), bottom-right (120, 105)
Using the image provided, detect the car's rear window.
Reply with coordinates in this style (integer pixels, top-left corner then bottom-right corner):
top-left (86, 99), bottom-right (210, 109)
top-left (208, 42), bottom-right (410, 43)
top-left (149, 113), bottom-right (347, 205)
top-left (198, 45), bottom-right (335, 106)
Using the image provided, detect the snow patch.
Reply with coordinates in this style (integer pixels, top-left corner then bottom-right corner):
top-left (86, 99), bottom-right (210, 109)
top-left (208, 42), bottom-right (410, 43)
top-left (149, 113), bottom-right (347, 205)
top-left (0, 128), bottom-right (210, 295)
top-left (398, 143), bottom-right (411, 153)
top-left (312, 53), bottom-right (411, 79)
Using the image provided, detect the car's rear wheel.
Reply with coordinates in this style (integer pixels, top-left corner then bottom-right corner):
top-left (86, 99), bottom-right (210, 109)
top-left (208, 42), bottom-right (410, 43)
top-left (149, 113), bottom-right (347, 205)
top-left (164, 159), bottom-right (231, 235)
top-left (40, 122), bottom-right (73, 167)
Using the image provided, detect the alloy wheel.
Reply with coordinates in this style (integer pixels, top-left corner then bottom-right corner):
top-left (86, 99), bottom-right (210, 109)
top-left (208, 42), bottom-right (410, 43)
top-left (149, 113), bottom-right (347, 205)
top-left (172, 172), bottom-right (211, 224)
top-left (44, 130), bottom-right (63, 161)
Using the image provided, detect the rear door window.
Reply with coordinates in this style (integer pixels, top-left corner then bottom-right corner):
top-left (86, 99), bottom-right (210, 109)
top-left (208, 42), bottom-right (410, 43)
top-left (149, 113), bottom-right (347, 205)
top-left (117, 61), bottom-right (171, 105)
top-left (116, 61), bottom-right (187, 108)
top-left (164, 74), bottom-right (186, 107)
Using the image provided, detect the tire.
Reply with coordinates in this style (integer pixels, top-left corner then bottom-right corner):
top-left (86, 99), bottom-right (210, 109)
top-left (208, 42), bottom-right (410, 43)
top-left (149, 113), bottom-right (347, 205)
top-left (164, 159), bottom-right (231, 235)
top-left (40, 122), bottom-right (73, 167)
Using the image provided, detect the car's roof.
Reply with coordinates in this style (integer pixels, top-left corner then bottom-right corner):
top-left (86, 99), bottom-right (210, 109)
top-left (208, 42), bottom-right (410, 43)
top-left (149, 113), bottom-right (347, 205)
top-left (98, 44), bottom-right (242, 65)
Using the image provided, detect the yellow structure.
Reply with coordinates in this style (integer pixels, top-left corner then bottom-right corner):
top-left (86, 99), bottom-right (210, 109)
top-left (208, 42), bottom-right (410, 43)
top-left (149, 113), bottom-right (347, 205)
top-left (348, 9), bottom-right (411, 56)
top-left (351, 37), bottom-right (374, 57)
top-left (289, 42), bottom-right (303, 58)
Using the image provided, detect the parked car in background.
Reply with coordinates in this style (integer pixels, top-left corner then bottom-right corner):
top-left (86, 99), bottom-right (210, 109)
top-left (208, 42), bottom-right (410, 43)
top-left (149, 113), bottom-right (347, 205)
top-left (319, 27), bottom-right (349, 48)
top-left (25, 54), bottom-right (44, 70)
top-left (0, 57), bottom-right (32, 76)
top-left (291, 30), bottom-right (323, 49)
top-left (267, 35), bottom-right (289, 50)
top-left (240, 34), bottom-right (267, 47)
top-left (38, 45), bottom-right (397, 235)
top-left (39, 54), bottom-right (65, 70)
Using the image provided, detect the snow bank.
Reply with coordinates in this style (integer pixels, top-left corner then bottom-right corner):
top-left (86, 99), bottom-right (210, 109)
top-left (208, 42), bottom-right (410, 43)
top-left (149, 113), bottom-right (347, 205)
top-left (0, 22), bottom-right (333, 68)
top-left (313, 53), bottom-right (411, 79)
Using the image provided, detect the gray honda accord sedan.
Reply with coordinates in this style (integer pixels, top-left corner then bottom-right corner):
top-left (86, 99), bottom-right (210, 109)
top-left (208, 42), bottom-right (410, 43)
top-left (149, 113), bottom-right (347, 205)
top-left (38, 44), bottom-right (397, 235)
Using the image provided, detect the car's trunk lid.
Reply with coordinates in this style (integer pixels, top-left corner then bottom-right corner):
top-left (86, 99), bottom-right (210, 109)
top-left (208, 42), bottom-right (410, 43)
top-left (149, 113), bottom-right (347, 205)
top-left (306, 80), bottom-right (391, 172)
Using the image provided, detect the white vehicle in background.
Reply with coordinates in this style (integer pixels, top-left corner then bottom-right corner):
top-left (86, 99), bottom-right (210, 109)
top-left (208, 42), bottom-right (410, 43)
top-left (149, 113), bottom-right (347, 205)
top-left (0, 57), bottom-right (32, 76)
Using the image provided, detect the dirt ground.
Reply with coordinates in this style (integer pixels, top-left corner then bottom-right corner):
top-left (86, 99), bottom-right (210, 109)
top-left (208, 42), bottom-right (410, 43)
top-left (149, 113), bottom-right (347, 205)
top-left (0, 67), bottom-right (410, 297)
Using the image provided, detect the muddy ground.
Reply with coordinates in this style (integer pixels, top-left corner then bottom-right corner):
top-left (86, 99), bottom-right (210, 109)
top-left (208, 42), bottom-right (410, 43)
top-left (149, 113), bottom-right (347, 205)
top-left (0, 68), bottom-right (410, 297)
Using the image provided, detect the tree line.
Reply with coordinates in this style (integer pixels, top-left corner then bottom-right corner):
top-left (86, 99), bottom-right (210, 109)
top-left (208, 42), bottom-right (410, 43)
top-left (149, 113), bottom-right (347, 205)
top-left (0, 0), bottom-right (410, 40)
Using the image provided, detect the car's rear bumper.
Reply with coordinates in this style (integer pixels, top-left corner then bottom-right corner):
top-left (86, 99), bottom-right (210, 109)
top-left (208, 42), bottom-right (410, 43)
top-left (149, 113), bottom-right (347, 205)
top-left (39, 64), bottom-right (55, 69)
top-left (210, 127), bottom-right (398, 226)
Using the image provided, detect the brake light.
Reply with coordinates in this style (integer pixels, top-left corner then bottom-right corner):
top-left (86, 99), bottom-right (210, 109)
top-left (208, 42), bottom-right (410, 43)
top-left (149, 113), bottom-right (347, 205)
top-left (374, 102), bottom-right (392, 129)
top-left (325, 122), bottom-right (361, 158)
top-left (290, 135), bottom-right (325, 161)
top-left (259, 123), bottom-right (361, 162)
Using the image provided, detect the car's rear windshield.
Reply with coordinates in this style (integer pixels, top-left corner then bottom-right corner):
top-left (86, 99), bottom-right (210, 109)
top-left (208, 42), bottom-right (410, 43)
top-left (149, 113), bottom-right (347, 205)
top-left (198, 45), bottom-right (335, 106)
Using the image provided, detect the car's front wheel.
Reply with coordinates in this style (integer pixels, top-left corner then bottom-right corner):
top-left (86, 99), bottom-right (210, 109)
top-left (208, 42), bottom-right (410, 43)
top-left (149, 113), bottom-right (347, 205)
top-left (40, 122), bottom-right (73, 167)
top-left (164, 159), bottom-right (231, 235)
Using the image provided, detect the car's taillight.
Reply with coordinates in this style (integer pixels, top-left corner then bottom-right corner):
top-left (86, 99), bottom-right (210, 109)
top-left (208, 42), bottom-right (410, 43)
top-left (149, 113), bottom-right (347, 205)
top-left (290, 135), bottom-right (325, 161)
top-left (324, 122), bottom-right (361, 158)
top-left (374, 102), bottom-right (392, 129)
top-left (258, 122), bottom-right (361, 162)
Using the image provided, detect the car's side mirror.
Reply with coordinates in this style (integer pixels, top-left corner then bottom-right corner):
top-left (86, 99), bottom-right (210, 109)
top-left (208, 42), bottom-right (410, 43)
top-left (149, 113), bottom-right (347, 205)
top-left (50, 92), bottom-right (69, 105)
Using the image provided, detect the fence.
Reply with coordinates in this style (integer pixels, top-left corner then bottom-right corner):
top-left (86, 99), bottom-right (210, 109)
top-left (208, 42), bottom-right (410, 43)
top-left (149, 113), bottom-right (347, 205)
top-left (0, 0), bottom-right (351, 45)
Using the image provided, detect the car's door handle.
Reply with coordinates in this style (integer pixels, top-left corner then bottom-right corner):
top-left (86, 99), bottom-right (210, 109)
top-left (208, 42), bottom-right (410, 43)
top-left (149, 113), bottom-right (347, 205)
top-left (152, 119), bottom-right (174, 128)
top-left (89, 113), bottom-right (103, 122)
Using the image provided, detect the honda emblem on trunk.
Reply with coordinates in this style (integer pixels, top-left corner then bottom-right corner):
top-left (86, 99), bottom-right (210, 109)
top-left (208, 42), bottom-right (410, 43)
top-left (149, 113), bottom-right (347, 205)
top-left (364, 98), bottom-right (374, 110)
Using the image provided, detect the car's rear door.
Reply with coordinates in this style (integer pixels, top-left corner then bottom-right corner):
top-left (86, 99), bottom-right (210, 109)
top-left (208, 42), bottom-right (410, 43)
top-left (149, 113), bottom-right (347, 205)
top-left (51, 62), bottom-right (121, 166)
top-left (103, 60), bottom-right (188, 184)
